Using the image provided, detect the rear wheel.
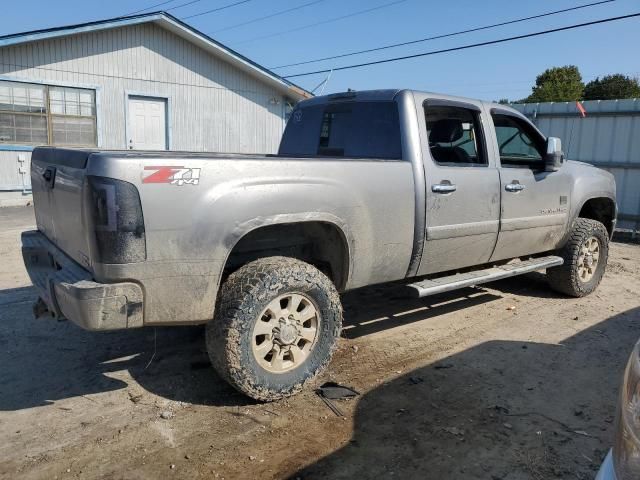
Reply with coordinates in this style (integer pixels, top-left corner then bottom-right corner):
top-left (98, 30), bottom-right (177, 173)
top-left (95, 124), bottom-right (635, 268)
top-left (547, 218), bottom-right (609, 297)
top-left (206, 256), bottom-right (342, 401)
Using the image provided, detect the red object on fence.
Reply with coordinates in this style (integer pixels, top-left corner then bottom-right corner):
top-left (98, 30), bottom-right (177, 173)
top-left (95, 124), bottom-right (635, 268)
top-left (576, 101), bottom-right (587, 118)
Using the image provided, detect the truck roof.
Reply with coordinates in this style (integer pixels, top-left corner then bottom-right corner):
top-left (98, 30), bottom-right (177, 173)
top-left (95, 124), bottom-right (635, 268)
top-left (300, 88), bottom-right (524, 118)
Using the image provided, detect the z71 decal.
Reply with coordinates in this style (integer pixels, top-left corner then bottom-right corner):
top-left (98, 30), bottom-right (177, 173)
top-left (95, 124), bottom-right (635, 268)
top-left (143, 166), bottom-right (201, 186)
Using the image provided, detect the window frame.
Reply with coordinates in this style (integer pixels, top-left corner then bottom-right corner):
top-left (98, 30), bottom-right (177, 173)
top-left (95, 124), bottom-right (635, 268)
top-left (423, 100), bottom-right (490, 168)
top-left (0, 78), bottom-right (98, 148)
top-left (490, 109), bottom-right (547, 171)
top-left (0, 82), bottom-right (48, 145)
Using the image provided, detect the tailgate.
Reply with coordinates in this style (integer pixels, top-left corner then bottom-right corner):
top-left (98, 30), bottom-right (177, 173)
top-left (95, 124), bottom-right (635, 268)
top-left (31, 147), bottom-right (94, 269)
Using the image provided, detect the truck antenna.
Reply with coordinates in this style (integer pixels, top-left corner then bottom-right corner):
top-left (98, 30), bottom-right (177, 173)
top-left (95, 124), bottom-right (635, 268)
top-left (311, 69), bottom-right (334, 95)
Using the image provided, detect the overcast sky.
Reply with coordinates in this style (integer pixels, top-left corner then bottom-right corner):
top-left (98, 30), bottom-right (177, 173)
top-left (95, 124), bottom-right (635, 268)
top-left (1, 0), bottom-right (638, 101)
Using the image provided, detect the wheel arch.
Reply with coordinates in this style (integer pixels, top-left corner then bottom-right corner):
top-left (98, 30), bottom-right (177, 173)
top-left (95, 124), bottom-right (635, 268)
top-left (219, 216), bottom-right (353, 292)
top-left (577, 196), bottom-right (617, 237)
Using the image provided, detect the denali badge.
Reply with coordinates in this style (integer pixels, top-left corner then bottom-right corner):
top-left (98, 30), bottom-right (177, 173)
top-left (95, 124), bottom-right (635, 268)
top-left (143, 166), bottom-right (201, 186)
top-left (540, 207), bottom-right (568, 215)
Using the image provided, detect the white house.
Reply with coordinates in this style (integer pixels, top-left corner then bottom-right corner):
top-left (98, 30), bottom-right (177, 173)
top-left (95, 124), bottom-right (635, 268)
top-left (0, 11), bottom-right (311, 205)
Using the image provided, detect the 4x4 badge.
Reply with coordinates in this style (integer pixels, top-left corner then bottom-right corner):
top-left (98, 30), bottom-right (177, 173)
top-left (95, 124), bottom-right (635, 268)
top-left (143, 166), bottom-right (201, 186)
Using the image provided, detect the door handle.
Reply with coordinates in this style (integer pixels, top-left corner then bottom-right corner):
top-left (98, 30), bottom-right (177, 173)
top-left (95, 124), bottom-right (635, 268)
top-left (432, 183), bottom-right (457, 194)
top-left (505, 182), bottom-right (525, 192)
top-left (42, 167), bottom-right (56, 189)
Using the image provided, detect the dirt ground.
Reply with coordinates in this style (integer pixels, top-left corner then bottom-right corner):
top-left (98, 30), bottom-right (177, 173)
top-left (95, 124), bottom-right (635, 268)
top-left (1, 206), bottom-right (639, 480)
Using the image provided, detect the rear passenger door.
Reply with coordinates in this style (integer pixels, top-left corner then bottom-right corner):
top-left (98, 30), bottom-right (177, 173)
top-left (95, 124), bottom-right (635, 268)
top-left (487, 110), bottom-right (571, 261)
top-left (417, 99), bottom-right (501, 275)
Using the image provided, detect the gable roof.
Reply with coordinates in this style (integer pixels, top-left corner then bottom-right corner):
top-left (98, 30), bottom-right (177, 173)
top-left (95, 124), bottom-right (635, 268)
top-left (0, 11), bottom-right (312, 101)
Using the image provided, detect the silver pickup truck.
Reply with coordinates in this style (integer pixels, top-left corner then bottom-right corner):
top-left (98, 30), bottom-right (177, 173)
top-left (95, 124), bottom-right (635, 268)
top-left (22, 89), bottom-right (617, 400)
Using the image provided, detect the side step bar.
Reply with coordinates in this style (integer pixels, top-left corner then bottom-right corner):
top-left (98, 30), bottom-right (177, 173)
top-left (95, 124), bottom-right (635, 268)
top-left (407, 255), bottom-right (564, 298)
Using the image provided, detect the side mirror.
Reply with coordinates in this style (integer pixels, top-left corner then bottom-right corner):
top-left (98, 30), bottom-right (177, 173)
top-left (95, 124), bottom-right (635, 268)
top-left (545, 137), bottom-right (564, 172)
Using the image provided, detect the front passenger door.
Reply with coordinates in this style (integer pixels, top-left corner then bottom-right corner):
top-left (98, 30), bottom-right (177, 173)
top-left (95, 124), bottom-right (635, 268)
top-left (488, 111), bottom-right (571, 261)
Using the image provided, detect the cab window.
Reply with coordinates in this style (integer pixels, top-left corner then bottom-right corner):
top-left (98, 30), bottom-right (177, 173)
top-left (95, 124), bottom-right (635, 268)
top-left (491, 114), bottom-right (545, 169)
top-left (425, 105), bottom-right (487, 166)
top-left (278, 101), bottom-right (402, 159)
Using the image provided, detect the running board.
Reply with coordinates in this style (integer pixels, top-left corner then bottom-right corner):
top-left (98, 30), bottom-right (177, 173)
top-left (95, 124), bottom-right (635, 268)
top-left (407, 255), bottom-right (564, 298)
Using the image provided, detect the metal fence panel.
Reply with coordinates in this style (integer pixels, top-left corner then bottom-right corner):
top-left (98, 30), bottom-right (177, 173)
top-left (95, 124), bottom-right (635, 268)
top-left (513, 99), bottom-right (640, 231)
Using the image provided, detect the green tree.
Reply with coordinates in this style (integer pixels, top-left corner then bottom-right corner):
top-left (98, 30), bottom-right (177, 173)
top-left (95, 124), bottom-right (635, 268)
top-left (525, 65), bottom-right (584, 103)
top-left (496, 98), bottom-right (511, 105)
top-left (584, 74), bottom-right (640, 100)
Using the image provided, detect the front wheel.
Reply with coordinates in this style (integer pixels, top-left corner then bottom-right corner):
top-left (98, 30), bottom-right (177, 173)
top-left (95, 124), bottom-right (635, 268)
top-left (206, 257), bottom-right (343, 401)
top-left (547, 218), bottom-right (609, 297)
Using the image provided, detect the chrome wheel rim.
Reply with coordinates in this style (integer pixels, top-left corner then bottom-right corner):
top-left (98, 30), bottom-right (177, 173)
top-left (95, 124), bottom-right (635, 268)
top-left (577, 236), bottom-right (600, 283)
top-left (252, 293), bottom-right (320, 374)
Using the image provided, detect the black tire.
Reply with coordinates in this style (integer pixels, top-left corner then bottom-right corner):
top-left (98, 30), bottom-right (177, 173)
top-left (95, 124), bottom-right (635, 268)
top-left (547, 218), bottom-right (609, 297)
top-left (206, 256), bottom-right (342, 401)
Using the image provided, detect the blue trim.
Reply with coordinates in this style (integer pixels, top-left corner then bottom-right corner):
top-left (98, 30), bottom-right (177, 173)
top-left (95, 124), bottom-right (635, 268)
top-left (0, 14), bottom-right (165, 48)
top-left (0, 145), bottom-right (35, 151)
top-left (95, 86), bottom-right (103, 148)
top-left (0, 186), bottom-right (32, 191)
top-left (167, 95), bottom-right (173, 150)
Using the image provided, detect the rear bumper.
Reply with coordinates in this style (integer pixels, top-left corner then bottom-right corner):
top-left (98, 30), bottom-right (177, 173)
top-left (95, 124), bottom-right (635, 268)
top-left (21, 231), bottom-right (143, 331)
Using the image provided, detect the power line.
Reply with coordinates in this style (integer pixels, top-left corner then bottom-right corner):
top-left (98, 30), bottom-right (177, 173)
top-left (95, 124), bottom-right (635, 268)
top-left (183, 0), bottom-right (256, 20)
top-left (284, 12), bottom-right (640, 78)
top-left (271, 0), bottom-right (615, 70)
top-left (232, 0), bottom-right (410, 45)
top-left (126, 0), bottom-right (182, 16)
top-left (166, 0), bottom-right (205, 12)
top-left (212, 0), bottom-right (328, 33)
top-left (125, 0), bottom-right (205, 16)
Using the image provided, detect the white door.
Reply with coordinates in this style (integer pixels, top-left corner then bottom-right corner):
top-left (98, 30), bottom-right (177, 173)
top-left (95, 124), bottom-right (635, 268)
top-left (128, 96), bottom-right (167, 150)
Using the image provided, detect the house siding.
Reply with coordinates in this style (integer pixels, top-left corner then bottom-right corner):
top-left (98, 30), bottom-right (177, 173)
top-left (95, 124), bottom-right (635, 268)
top-left (0, 22), bottom-right (287, 154)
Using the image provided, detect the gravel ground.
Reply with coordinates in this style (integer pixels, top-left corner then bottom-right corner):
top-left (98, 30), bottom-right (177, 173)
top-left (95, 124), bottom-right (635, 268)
top-left (1, 205), bottom-right (639, 480)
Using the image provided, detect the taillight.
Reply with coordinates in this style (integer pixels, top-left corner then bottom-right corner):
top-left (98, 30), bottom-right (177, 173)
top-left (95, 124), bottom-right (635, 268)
top-left (86, 176), bottom-right (146, 264)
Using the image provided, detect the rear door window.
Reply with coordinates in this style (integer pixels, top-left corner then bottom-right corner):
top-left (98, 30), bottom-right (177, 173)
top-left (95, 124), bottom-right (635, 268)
top-left (279, 101), bottom-right (402, 159)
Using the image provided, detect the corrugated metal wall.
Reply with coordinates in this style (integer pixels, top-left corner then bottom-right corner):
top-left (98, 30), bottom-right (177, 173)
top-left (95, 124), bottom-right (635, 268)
top-left (0, 21), bottom-right (287, 156)
top-left (513, 99), bottom-right (640, 231)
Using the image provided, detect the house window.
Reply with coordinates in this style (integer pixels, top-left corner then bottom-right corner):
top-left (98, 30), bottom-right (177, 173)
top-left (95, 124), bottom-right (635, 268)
top-left (0, 82), bottom-right (48, 144)
top-left (50, 87), bottom-right (96, 146)
top-left (0, 80), bottom-right (97, 147)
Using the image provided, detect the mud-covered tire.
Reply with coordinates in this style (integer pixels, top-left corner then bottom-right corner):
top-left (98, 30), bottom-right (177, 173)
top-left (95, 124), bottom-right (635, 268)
top-left (206, 256), bottom-right (342, 401)
top-left (547, 218), bottom-right (609, 297)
